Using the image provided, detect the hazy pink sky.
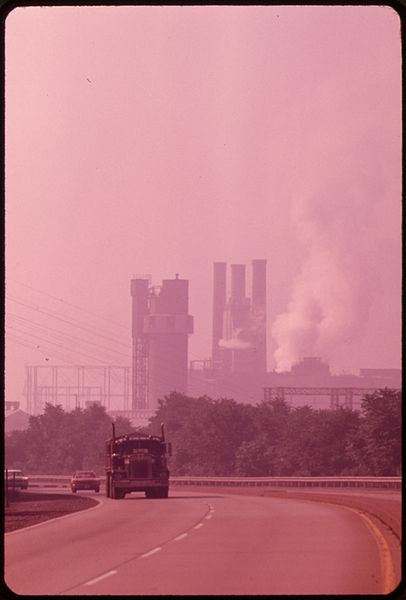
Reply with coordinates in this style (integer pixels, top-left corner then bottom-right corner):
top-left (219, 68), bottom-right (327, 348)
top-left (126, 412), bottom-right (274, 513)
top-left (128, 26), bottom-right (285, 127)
top-left (5, 5), bottom-right (401, 403)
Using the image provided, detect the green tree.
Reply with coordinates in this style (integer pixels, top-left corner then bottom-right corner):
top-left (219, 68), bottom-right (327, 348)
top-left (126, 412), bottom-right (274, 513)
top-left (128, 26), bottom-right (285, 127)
top-left (235, 437), bottom-right (272, 476)
top-left (149, 392), bottom-right (256, 475)
top-left (357, 389), bottom-right (401, 475)
top-left (4, 403), bottom-right (138, 475)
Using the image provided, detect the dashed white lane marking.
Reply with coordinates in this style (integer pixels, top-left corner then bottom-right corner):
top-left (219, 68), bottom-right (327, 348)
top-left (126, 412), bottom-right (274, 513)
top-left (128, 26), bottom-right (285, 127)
top-left (85, 570), bottom-right (117, 586)
top-left (140, 547), bottom-right (162, 558)
top-left (66, 503), bottom-right (214, 590)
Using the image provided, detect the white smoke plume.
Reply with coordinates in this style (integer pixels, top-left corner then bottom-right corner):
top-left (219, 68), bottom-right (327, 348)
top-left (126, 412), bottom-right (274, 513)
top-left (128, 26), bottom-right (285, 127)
top-left (219, 328), bottom-right (252, 350)
top-left (271, 132), bottom-right (390, 372)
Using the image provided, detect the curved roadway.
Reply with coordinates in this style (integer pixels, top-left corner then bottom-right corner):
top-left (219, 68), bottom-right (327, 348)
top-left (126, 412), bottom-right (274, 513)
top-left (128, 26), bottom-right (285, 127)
top-left (5, 489), bottom-right (391, 595)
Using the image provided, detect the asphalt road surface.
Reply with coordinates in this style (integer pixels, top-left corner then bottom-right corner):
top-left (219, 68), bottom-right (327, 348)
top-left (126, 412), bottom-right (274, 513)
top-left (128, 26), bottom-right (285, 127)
top-left (5, 489), bottom-right (392, 595)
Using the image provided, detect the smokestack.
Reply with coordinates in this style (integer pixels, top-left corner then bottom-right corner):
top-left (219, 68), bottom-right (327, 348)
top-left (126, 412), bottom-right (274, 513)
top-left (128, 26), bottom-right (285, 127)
top-left (212, 262), bottom-right (227, 361)
top-left (231, 264), bottom-right (246, 305)
top-left (252, 259), bottom-right (267, 373)
top-left (252, 259), bottom-right (267, 311)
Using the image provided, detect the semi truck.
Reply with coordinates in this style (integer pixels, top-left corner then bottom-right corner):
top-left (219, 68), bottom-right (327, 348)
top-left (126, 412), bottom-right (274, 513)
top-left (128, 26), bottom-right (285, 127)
top-left (105, 423), bottom-right (171, 499)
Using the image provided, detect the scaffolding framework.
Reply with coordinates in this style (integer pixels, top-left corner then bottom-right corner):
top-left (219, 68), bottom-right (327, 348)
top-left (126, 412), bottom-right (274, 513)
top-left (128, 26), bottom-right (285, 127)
top-left (132, 337), bottom-right (149, 410)
top-left (25, 365), bottom-right (131, 415)
top-left (263, 386), bottom-right (388, 410)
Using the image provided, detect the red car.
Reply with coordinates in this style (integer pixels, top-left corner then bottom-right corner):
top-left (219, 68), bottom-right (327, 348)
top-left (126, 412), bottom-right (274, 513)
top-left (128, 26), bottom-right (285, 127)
top-left (71, 471), bottom-right (100, 493)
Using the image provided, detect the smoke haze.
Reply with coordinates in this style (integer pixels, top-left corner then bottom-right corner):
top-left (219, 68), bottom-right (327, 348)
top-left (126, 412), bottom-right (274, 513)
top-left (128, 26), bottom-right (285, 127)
top-left (272, 127), bottom-right (399, 371)
top-left (5, 6), bottom-right (401, 403)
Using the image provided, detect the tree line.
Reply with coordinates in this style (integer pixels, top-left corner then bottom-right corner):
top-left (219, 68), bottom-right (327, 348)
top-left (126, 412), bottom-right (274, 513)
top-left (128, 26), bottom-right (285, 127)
top-left (5, 389), bottom-right (401, 476)
top-left (5, 404), bottom-right (140, 475)
top-left (148, 389), bottom-right (401, 477)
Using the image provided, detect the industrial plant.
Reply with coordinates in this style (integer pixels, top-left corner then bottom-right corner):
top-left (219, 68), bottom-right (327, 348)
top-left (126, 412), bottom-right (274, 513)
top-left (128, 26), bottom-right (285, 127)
top-left (130, 273), bottom-right (193, 411)
top-left (189, 259), bottom-right (268, 403)
top-left (20, 259), bottom-right (401, 423)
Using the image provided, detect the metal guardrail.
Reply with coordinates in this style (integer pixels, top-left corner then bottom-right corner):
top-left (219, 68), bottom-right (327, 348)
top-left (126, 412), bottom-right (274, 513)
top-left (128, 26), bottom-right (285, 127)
top-left (25, 475), bottom-right (402, 490)
top-left (170, 476), bottom-right (402, 489)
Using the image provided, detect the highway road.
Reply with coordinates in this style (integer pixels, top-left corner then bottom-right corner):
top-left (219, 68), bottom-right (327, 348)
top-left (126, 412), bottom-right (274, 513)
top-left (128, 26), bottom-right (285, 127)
top-left (5, 489), bottom-right (397, 595)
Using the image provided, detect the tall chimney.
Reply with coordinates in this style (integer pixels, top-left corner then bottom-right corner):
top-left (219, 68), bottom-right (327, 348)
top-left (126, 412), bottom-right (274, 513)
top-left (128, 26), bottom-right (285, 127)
top-left (251, 259), bottom-right (267, 373)
top-left (212, 262), bottom-right (227, 361)
top-left (230, 264), bottom-right (245, 305)
top-left (252, 259), bottom-right (267, 311)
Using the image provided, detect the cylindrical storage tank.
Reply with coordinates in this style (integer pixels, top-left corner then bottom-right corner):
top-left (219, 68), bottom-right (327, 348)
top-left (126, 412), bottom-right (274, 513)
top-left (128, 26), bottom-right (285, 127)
top-left (231, 264), bottom-right (246, 305)
top-left (212, 262), bottom-right (227, 360)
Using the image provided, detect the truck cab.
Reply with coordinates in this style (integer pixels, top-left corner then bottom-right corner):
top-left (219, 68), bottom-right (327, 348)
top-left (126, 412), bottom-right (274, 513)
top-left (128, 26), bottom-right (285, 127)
top-left (105, 423), bottom-right (171, 499)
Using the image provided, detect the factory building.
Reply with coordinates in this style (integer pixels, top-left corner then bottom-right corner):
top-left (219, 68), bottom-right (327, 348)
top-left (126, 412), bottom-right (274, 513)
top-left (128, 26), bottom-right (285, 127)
top-left (131, 274), bottom-right (194, 411)
top-left (22, 263), bottom-right (400, 418)
top-left (189, 260), bottom-right (401, 409)
top-left (189, 259), bottom-right (268, 403)
top-left (213, 260), bottom-right (267, 375)
top-left (264, 356), bottom-right (401, 410)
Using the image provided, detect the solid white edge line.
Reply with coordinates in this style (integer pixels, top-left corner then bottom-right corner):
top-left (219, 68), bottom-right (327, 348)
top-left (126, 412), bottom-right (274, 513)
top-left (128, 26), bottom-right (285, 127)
top-left (85, 570), bottom-right (117, 586)
top-left (140, 547), bottom-right (162, 558)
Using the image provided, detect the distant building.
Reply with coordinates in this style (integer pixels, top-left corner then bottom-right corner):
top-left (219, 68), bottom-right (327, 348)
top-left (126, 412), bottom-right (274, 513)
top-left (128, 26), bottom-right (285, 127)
top-left (5, 408), bottom-right (31, 433)
top-left (212, 260), bottom-right (267, 376)
top-left (131, 274), bottom-right (194, 411)
top-left (189, 353), bottom-right (401, 410)
top-left (264, 357), bottom-right (401, 410)
top-left (5, 401), bottom-right (20, 411)
top-left (189, 259), bottom-right (268, 404)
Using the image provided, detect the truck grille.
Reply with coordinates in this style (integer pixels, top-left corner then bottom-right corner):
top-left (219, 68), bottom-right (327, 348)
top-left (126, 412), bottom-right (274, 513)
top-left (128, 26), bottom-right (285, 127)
top-left (129, 460), bottom-right (150, 479)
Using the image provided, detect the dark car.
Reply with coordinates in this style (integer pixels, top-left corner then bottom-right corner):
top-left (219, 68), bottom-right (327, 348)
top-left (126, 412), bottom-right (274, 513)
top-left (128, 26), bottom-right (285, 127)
top-left (71, 471), bottom-right (100, 493)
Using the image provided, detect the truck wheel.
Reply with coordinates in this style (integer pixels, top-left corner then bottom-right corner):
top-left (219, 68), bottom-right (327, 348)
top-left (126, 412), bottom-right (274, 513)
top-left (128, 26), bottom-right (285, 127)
top-left (112, 486), bottom-right (125, 499)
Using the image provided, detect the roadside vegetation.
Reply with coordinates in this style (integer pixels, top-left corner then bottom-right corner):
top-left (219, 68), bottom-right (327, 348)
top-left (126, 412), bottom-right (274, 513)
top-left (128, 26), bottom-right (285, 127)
top-left (149, 388), bottom-right (401, 477)
top-left (5, 404), bottom-right (140, 475)
top-left (5, 389), bottom-right (401, 477)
